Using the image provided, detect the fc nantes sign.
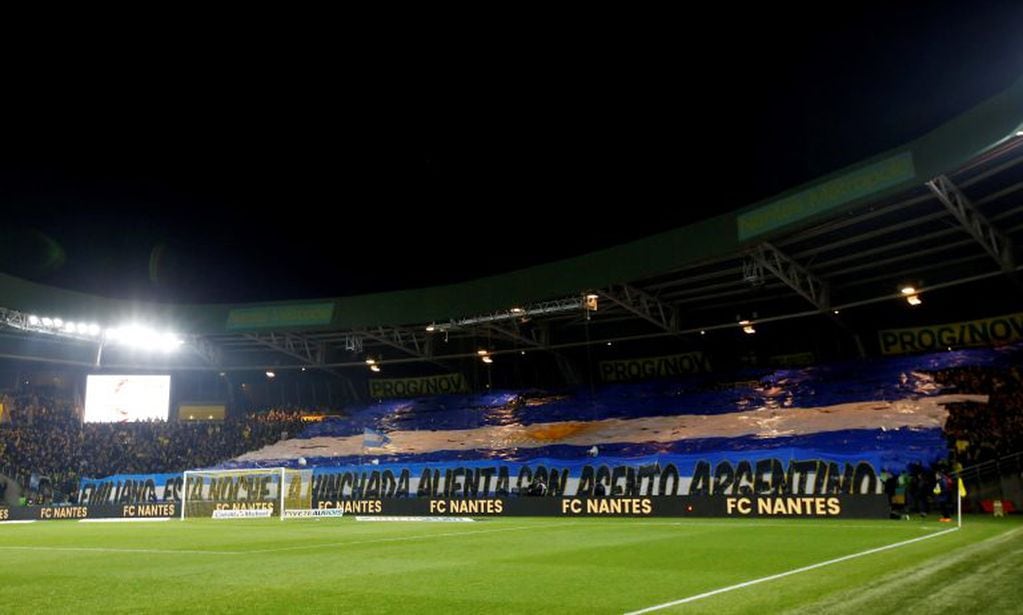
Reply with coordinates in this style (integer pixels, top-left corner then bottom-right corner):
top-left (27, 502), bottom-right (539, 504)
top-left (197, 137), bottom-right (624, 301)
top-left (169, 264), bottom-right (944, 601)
top-left (879, 312), bottom-right (1023, 355)
top-left (600, 352), bottom-right (710, 382)
top-left (370, 374), bottom-right (469, 399)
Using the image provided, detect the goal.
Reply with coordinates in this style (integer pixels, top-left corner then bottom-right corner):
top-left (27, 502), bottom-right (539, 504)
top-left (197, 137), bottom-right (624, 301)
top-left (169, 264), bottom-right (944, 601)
top-left (181, 467), bottom-right (313, 520)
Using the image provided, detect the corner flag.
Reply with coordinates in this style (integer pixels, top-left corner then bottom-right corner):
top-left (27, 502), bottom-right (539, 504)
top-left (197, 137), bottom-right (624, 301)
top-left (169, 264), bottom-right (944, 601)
top-left (958, 477), bottom-right (967, 498)
top-left (363, 427), bottom-right (390, 448)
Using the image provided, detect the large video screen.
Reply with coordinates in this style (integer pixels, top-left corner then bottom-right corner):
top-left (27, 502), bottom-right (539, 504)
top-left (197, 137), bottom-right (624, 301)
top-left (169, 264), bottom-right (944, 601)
top-left (84, 375), bottom-right (171, 423)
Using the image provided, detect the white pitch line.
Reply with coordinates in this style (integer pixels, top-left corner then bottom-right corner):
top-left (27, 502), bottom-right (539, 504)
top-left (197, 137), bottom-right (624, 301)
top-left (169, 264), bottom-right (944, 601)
top-left (0, 545), bottom-right (238, 555)
top-left (0, 520), bottom-right (573, 558)
top-left (80, 517), bottom-right (172, 523)
top-left (578, 520), bottom-right (944, 531)
top-left (243, 520), bottom-right (937, 556)
top-left (624, 526), bottom-right (961, 615)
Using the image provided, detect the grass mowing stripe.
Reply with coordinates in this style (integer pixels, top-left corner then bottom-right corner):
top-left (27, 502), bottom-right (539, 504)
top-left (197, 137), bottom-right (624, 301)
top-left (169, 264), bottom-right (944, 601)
top-left (244, 520), bottom-right (575, 554)
top-left (780, 525), bottom-right (1023, 614)
top-left (624, 527), bottom-right (961, 614)
top-left (0, 519), bottom-right (933, 559)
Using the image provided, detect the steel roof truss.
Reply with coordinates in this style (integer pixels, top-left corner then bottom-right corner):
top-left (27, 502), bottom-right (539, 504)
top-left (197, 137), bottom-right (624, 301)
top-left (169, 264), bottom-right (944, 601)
top-left (927, 174), bottom-right (1015, 272)
top-left (750, 242), bottom-right (830, 311)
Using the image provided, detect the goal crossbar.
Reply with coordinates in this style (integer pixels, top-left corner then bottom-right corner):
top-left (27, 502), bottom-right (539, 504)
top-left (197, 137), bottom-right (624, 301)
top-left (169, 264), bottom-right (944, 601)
top-left (181, 467), bottom-right (312, 520)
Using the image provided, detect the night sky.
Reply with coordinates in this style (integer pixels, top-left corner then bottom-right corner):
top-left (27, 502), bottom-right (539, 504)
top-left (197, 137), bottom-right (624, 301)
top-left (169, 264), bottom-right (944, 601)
top-left (2, 3), bottom-right (1021, 304)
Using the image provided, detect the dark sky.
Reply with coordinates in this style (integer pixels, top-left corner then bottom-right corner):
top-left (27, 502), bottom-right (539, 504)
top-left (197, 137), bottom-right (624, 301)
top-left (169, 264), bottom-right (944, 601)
top-left (2, 3), bottom-right (1021, 304)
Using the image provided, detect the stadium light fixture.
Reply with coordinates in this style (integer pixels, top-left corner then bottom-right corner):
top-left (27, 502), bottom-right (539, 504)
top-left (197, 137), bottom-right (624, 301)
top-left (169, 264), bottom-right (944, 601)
top-left (104, 325), bottom-right (184, 352)
top-left (452, 297), bottom-right (588, 327)
top-left (481, 355), bottom-right (494, 364)
top-left (369, 364), bottom-right (381, 372)
top-left (265, 371), bottom-right (276, 379)
top-left (901, 285), bottom-right (922, 306)
top-left (3, 308), bottom-right (187, 365)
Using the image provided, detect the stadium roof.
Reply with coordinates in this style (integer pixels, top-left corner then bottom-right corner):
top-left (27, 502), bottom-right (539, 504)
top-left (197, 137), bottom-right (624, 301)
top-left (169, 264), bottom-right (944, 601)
top-left (1, 76), bottom-right (1022, 372)
top-left (5, 4), bottom-right (1022, 307)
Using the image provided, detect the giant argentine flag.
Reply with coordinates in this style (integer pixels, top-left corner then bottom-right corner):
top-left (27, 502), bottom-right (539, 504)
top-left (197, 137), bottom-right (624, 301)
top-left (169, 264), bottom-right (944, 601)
top-left (227, 345), bottom-right (1017, 475)
top-left (362, 427), bottom-right (390, 448)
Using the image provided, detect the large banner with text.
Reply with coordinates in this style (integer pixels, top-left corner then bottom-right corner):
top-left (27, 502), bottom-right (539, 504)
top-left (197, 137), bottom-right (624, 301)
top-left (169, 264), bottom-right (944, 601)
top-left (879, 312), bottom-right (1023, 354)
top-left (69, 449), bottom-right (886, 520)
top-left (0, 496), bottom-right (887, 521)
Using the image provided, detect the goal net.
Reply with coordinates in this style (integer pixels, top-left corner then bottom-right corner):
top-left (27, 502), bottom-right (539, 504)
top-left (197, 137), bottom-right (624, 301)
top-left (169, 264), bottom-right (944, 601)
top-left (181, 467), bottom-right (313, 520)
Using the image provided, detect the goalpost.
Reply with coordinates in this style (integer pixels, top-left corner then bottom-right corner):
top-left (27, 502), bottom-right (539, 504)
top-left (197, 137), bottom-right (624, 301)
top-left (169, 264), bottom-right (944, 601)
top-left (180, 467), bottom-right (318, 520)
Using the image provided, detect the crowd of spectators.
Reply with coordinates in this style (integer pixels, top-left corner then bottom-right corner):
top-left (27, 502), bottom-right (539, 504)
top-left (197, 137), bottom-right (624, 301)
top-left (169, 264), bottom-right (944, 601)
top-left (932, 365), bottom-right (1023, 467)
top-left (0, 389), bottom-right (309, 504)
top-left (3, 362), bottom-right (1022, 506)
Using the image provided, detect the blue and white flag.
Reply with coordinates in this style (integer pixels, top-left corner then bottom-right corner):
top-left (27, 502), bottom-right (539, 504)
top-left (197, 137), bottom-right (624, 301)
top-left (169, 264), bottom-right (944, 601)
top-left (223, 346), bottom-right (1020, 477)
top-left (363, 427), bottom-right (390, 448)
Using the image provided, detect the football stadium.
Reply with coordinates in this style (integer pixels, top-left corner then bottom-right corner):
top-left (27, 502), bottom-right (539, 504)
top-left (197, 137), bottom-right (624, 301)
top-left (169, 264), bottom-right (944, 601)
top-left (3, 19), bottom-right (1023, 615)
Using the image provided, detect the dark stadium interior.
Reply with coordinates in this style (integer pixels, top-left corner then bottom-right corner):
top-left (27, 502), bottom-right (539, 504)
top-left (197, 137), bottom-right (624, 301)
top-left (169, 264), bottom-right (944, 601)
top-left (1, 9), bottom-right (1023, 611)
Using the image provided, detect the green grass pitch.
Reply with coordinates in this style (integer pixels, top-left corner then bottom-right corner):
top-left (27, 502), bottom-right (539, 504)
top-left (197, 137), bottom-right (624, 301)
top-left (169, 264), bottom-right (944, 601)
top-left (0, 515), bottom-right (1020, 613)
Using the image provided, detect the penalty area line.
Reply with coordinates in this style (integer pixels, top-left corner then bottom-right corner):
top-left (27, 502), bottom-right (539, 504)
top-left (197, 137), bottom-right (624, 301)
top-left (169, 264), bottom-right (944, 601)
top-left (624, 526), bottom-right (960, 615)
